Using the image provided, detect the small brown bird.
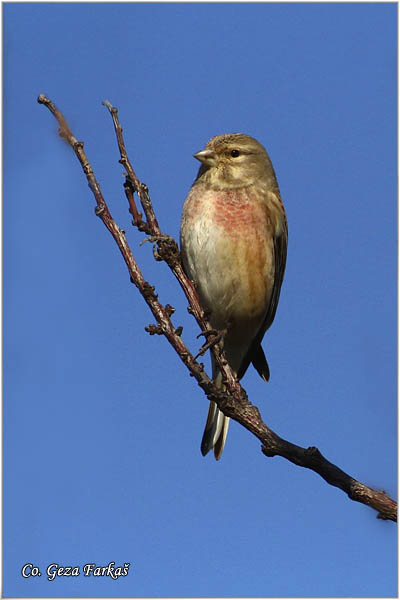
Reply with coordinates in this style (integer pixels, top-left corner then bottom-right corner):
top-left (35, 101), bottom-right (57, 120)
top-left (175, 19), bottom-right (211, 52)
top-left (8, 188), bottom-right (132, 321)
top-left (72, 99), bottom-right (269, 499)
top-left (180, 133), bottom-right (287, 459)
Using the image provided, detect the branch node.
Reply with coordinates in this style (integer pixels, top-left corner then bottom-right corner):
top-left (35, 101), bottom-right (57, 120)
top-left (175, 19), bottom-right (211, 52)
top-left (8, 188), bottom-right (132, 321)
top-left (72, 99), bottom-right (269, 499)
top-left (165, 304), bottom-right (176, 317)
top-left (261, 445), bottom-right (277, 457)
top-left (125, 176), bottom-right (137, 194)
top-left (142, 282), bottom-right (158, 300)
top-left (145, 324), bottom-right (163, 336)
top-left (137, 221), bottom-right (151, 234)
top-left (305, 446), bottom-right (322, 459)
top-left (95, 204), bottom-right (105, 216)
top-left (175, 326), bottom-right (183, 337)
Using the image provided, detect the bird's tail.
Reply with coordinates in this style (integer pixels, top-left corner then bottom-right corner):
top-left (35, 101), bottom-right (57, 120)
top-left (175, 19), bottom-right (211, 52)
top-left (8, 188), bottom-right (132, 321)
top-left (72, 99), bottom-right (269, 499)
top-left (200, 367), bottom-right (230, 460)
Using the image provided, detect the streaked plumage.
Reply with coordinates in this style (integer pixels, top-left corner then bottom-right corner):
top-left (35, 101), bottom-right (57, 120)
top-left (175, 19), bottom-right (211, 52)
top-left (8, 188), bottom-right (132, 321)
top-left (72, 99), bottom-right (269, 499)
top-left (180, 133), bottom-right (287, 459)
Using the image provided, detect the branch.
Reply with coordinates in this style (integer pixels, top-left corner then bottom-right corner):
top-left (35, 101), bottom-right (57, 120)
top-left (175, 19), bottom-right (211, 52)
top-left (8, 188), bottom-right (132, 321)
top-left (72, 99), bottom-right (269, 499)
top-left (37, 94), bottom-right (397, 522)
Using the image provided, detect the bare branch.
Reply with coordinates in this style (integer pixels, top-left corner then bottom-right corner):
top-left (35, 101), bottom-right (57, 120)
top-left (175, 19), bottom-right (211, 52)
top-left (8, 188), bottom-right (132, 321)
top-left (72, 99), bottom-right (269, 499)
top-left (38, 94), bottom-right (397, 522)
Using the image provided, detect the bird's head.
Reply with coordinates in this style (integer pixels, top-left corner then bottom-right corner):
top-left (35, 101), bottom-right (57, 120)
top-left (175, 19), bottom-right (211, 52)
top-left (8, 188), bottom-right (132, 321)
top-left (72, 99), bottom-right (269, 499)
top-left (193, 133), bottom-right (276, 190)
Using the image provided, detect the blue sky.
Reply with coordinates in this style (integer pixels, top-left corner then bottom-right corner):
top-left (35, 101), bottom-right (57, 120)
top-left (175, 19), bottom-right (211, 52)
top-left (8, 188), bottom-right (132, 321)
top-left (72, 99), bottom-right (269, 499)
top-left (4, 2), bottom-right (397, 597)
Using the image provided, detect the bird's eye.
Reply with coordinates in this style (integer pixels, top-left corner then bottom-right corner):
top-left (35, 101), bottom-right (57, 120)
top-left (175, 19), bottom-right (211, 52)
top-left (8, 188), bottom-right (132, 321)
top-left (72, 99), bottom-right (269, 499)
top-left (230, 149), bottom-right (240, 158)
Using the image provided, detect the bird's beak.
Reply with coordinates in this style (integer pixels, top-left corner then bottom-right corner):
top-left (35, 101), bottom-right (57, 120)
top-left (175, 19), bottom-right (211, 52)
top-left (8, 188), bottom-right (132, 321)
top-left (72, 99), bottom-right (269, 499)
top-left (193, 149), bottom-right (216, 167)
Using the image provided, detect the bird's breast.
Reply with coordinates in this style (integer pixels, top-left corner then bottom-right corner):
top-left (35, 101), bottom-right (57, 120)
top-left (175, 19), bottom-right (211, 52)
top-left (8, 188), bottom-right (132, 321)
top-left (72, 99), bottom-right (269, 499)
top-left (181, 184), bottom-right (276, 339)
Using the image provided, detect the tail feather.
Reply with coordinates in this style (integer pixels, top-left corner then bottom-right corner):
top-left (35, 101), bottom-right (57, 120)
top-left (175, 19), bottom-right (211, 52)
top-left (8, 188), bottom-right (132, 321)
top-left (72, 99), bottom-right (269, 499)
top-left (200, 402), bottom-right (230, 459)
top-left (251, 345), bottom-right (270, 382)
top-left (213, 413), bottom-right (230, 460)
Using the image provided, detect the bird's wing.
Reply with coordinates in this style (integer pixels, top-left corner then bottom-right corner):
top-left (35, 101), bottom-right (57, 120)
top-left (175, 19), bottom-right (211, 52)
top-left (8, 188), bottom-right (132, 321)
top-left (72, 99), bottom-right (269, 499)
top-left (237, 204), bottom-right (288, 381)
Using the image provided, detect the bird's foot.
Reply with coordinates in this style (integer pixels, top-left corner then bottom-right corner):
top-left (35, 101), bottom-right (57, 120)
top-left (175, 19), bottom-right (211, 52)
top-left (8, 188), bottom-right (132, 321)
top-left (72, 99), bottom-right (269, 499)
top-left (194, 328), bottom-right (227, 359)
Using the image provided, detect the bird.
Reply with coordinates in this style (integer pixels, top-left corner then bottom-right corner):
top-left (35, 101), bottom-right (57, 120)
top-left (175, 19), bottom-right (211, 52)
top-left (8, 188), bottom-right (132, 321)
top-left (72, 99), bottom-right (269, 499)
top-left (180, 133), bottom-right (287, 460)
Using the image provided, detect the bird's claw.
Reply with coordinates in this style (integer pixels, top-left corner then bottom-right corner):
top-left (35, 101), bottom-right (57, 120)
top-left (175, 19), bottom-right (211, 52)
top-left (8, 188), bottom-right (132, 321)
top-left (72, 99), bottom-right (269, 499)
top-left (194, 328), bottom-right (227, 359)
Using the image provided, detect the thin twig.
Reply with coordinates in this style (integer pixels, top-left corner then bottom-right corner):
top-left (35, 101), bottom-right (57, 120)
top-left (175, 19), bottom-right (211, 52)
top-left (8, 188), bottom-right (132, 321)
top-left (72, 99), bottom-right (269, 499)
top-left (38, 94), bottom-right (397, 522)
top-left (102, 99), bottom-right (160, 233)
